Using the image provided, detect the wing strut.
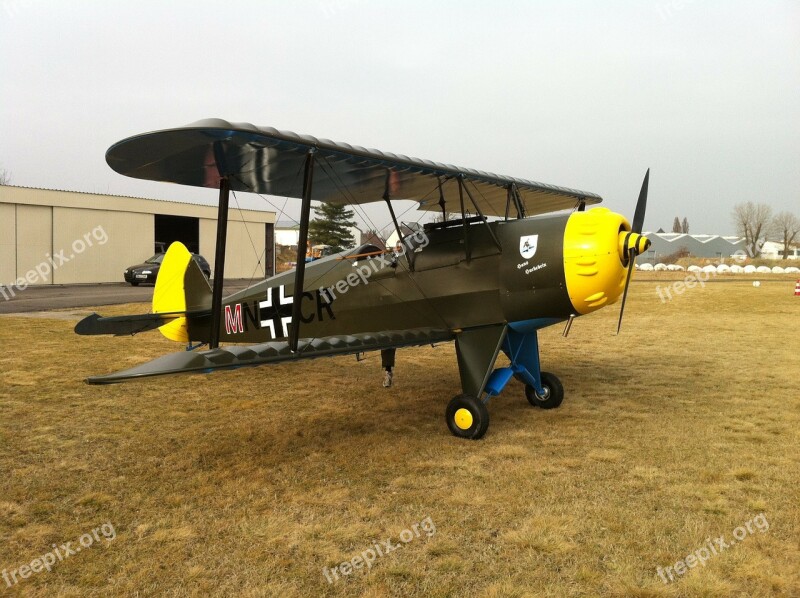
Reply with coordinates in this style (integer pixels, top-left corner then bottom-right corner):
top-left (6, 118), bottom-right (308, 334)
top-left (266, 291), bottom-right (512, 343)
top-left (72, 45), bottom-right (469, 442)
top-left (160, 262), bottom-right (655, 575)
top-left (462, 181), bottom-right (502, 252)
top-left (209, 177), bottom-right (230, 349)
top-left (457, 177), bottom-right (471, 262)
top-left (289, 149), bottom-right (316, 353)
top-left (384, 194), bottom-right (414, 271)
top-left (511, 183), bottom-right (526, 218)
top-left (437, 178), bottom-right (447, 221)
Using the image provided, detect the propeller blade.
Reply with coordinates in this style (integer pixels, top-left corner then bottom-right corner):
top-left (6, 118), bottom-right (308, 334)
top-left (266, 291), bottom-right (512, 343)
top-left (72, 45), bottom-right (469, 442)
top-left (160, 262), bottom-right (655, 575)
top-left (617, 169), bottom-right (650, 334)
top-left (616, 247), bottom-right (637, 335)
top-left (631, 168), bottom-right (650, 234)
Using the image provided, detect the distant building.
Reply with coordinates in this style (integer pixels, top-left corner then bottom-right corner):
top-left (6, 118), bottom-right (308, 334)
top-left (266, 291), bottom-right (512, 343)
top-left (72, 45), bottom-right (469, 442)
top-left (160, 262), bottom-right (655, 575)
top-left (760, 241), bottom-right (800, 260)
top-left (639, 232), bottom-right (800, 262)
top-left (359, 230), bottom-right (386, 249)
top-left (275, 220), bottom-right (301, 247)
top-left (639, 232), bottom-right (746, 263)
top-left (275, 219), bottom-right (362, 249)
top-left (1, 185), bottom-right (276, 285)
top-left (386, 223), bottom-right (422, 249)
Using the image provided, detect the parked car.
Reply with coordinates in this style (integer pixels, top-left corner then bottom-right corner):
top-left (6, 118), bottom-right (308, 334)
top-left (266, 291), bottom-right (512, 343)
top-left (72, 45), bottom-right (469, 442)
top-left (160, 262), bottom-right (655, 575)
top-left (124, 253), bottom-right (211, 285)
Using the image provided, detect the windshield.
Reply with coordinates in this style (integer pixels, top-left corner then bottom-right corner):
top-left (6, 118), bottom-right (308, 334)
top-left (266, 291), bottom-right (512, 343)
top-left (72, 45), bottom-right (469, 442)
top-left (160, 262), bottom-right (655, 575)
top-left (145, 254), bottom-right (165, 264)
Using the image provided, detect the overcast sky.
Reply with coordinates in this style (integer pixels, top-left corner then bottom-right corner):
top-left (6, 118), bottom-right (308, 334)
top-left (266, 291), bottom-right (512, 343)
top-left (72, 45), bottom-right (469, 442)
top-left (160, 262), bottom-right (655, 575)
top-left (1, 0), bottom-right (798, 235)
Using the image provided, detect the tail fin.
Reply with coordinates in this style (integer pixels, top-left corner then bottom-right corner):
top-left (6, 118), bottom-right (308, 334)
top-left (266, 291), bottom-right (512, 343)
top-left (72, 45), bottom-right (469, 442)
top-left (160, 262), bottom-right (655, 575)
top-left (153, 242), bottom-right (212, 342)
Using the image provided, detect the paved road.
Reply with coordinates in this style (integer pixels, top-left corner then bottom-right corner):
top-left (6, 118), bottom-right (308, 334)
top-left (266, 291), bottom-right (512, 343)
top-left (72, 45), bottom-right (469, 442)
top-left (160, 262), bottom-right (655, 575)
top-left (0, 280), bottom-right (253, 314)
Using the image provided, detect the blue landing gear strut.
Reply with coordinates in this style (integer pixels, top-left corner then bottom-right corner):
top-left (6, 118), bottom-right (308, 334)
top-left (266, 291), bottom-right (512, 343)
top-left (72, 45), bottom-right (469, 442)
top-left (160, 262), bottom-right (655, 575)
top-left (482, 327), bottom-right (564, 410)
top-left (447, 325), bottom-right (564, 440)
top-left (485, 327), bottom-right (544, 397)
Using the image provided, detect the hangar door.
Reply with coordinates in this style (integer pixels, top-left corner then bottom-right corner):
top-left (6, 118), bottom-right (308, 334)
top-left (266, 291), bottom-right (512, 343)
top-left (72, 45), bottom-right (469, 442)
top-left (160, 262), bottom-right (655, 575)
top-left (155, 215), bottom-right (199, 254)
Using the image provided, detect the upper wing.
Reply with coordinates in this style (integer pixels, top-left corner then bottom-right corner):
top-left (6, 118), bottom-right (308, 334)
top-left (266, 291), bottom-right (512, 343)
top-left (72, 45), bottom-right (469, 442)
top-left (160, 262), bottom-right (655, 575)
top-left (106, 118), bottom-right (602, 218)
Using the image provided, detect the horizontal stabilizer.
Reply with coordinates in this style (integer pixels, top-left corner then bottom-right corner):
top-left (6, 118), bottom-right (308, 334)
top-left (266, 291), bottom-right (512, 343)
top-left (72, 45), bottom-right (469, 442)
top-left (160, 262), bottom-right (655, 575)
top-left (86, 328), bottom-right (454, 384)
top-left (75, 310), bottom-right (209, 336)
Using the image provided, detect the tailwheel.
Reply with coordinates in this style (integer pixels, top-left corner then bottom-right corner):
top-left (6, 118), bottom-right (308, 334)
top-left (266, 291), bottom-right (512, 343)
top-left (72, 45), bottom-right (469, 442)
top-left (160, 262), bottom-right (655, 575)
top-left (525, 372), bottom-right (564, 409)
top-left (446, 394), bottom-right (489, 440)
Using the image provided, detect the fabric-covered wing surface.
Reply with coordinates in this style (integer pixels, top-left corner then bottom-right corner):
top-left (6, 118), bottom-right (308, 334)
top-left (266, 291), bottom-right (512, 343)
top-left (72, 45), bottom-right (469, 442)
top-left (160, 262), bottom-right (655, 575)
top-left (86, 328), bottom-right (454, 384)
top-left (106, 118), bottom-right (602, 217)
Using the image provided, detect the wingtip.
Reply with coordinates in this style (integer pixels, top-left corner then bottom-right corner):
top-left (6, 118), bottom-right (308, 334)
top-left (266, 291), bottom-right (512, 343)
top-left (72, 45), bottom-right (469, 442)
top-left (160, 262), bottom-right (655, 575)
top-left (74, 313), bottom-right (101, 335)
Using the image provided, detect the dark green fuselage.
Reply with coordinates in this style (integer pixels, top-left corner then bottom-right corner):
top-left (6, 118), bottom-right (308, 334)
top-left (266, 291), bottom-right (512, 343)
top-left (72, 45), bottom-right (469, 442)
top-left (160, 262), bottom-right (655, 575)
top-left (210, 214), bottom-right (575, 344)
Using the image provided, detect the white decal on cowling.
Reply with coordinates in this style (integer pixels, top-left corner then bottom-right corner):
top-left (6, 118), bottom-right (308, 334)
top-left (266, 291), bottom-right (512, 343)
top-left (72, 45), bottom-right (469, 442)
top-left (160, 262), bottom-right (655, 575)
top-left (519, 235), bottom-right (538, 259)
top-left (525, 263), bottom-right (547, 275)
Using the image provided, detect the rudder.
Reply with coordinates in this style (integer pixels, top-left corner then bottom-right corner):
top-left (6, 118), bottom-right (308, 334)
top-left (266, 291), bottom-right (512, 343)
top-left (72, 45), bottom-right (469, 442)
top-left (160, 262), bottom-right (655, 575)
top-left (153, 242), bottom-right (212, 342)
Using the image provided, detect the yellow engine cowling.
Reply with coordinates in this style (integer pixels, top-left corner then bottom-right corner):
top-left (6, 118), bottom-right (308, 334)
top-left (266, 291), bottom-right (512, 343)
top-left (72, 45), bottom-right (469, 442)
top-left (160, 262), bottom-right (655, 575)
top-left (563, 207), bottom-right (650, 315)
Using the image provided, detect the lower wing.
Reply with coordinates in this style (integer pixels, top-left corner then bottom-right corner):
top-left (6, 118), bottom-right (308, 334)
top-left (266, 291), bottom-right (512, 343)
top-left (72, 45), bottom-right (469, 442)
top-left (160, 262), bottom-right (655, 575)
top-left (86, 327), bottom-right (454, 384)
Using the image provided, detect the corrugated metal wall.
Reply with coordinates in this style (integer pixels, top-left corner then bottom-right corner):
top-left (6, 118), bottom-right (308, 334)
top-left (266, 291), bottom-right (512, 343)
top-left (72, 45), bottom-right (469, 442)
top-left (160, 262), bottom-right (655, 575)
top-left (0, 186), bottom-right (273, 285)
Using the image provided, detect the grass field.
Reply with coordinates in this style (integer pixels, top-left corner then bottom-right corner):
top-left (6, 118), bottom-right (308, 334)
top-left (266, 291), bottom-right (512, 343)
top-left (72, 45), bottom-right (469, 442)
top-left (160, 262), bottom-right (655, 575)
top-left (1, 277), bottom-right (798, 597)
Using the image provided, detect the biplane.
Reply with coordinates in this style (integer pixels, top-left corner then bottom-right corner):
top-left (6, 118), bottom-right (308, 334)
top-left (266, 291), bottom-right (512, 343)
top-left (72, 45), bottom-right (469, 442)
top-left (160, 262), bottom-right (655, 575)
top-left (76, 119), bottom-right (651, 439)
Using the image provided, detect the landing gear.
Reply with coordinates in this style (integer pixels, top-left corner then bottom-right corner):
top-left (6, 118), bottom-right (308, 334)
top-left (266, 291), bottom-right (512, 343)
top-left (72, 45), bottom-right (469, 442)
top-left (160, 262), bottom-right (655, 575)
top-left (524, 371), bottom-right (563, 409)
top-left (381, 348), bottom-right (395, 388)
top-left (445, 394), bottom-right (489, 440)
top-left (447, 324), bottom-right (565, 439)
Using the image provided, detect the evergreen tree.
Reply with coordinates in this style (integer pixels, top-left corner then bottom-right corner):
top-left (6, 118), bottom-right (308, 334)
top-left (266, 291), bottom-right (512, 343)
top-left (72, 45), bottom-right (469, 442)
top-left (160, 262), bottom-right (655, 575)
top-left (672, 217), bottom-right (682, 233)
top-left (307, 203), bottom-right (357, 253)
top-left (681, 217), bottom-right (689, 234)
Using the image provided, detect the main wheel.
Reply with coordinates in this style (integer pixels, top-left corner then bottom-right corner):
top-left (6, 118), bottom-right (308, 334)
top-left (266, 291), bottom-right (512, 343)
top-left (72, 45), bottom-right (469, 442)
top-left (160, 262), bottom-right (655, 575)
top-left (525, 372), bottom-right (564, 409)
top-left (130, 281), bottom-right (139, 286)
top-left (446, 394), bottom-right (489, 440)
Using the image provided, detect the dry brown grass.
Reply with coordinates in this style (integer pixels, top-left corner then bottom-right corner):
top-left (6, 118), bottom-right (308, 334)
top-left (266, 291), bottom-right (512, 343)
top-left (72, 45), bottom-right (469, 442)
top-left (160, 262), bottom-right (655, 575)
top-left (1, 277), bottom-right (799, 596)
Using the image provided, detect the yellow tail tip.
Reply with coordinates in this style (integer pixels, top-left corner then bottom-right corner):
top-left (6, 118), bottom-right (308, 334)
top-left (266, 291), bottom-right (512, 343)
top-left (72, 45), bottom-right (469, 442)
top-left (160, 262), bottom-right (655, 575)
top-left (153, 242), bottom-right (192, 342)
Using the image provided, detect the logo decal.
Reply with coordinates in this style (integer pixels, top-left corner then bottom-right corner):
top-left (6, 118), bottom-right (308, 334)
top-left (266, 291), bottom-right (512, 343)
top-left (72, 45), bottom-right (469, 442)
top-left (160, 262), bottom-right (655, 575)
top-left (220, 285), bottom-right (336, 340)
top-left (259, 284), bottom-right (294, 339)
top-left (519, 235), bottom-right (538, 259)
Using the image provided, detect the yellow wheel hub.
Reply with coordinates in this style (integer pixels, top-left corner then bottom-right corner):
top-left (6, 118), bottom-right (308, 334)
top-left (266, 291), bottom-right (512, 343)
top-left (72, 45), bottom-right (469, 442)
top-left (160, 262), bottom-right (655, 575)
top-left (454, 408), bottom-right (474, 430)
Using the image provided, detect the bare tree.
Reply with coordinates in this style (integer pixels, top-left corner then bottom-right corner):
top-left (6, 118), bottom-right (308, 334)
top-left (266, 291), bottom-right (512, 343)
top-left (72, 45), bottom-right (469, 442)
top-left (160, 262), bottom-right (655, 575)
top-left (681, 217), bottom-right (689, 234)
top-left (771, 211), bottom-right (800, 260)
top-left (672, 217), bottom-right (681, 233)
top-left (732, 202), bottom-right (773, 256)
top-left (0, 168), bottom-right (10, 185)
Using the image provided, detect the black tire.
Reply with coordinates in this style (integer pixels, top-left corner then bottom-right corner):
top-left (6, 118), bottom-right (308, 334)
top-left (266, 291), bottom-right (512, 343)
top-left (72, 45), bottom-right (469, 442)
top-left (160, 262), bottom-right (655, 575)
top-left (446, 394), bottom-right (490, 440)
top-left (525, 372), bottom-right (564, 409)
top-left (130, 281), bottom-right (139, 286)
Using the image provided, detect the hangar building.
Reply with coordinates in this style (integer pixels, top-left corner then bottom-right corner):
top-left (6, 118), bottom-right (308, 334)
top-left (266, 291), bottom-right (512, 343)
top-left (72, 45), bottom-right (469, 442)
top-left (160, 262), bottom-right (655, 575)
top-left (639, 232), bottom-right (746, 263)
top-left (0, 185), bottom-right (276, 287)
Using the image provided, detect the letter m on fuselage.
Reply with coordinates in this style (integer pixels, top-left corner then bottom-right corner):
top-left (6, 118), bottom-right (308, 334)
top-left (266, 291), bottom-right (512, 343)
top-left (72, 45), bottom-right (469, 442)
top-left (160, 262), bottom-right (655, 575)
top-left (224, 303), bottom-right (244, 334)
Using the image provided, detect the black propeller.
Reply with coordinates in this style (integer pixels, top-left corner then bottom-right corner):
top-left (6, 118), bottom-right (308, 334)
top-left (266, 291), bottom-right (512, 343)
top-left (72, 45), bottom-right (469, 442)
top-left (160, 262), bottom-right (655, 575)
top-left (616, 169), bottom-right (650, 335)
top-left (631, 169), bottom-right (649, 234)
